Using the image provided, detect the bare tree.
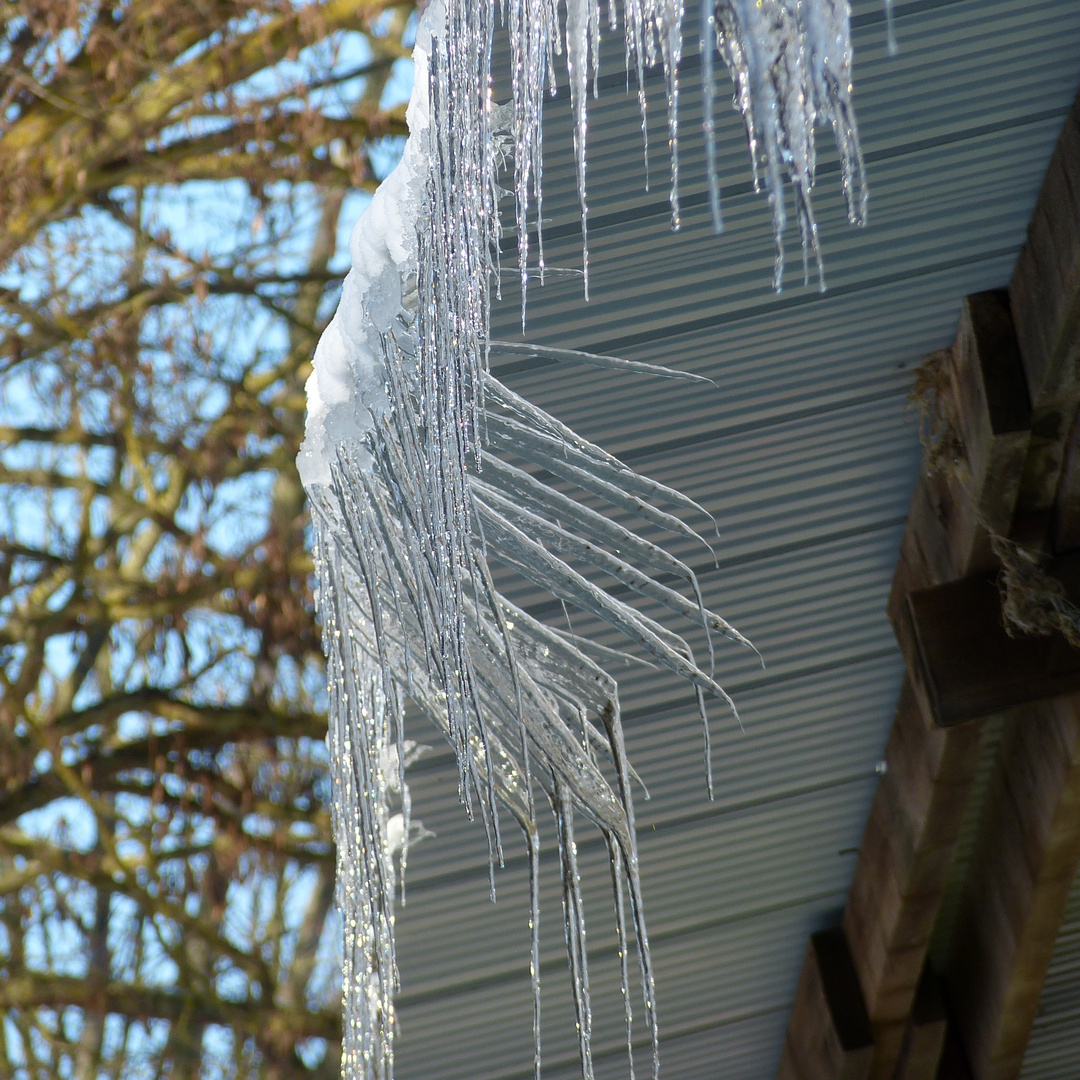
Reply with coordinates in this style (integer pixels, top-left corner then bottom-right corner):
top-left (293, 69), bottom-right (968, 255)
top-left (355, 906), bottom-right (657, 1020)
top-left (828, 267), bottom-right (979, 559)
top-left (0, 3), bottom-right (413, 1075)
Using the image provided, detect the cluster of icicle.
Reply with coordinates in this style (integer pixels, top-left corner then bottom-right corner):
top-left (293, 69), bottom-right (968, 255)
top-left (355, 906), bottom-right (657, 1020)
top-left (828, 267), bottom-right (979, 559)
top-left (511, 0), bottom-right (877, 297)
top-left (299, 2), bottom-right (884, 1079)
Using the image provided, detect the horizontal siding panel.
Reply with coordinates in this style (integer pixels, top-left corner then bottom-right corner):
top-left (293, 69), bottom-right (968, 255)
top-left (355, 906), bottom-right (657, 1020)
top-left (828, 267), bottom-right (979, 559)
top-left (396, 902), bottom-right (836, 1080)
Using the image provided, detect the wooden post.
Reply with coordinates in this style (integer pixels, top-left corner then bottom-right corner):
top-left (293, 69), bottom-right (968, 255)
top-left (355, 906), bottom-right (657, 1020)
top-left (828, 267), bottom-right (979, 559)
top-left (857, 294), bottom-right (1033, 1078)
top-left (841, 684), bottom-right (981, 1078)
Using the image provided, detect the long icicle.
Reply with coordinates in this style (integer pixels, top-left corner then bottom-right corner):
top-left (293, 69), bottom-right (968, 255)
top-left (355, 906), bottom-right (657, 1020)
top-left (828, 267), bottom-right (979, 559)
top-left (298, 3), bottom-right (891, 1079)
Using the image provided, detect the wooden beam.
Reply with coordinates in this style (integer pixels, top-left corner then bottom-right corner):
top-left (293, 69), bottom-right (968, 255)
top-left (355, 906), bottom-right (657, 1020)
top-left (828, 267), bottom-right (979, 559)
top-left (853, 292), bottom-right (1035, 1077)
top-left (777, 929), bottom-right (874, 1080)
top-left (1009, 91), bottom-right (1080, 411)
top-left (943, 693), bottom-right (1080, 1080)
top-left (910, 91), bottom-right (1080, 1079)
top-left (841, 683), bottom-right (981, 1078)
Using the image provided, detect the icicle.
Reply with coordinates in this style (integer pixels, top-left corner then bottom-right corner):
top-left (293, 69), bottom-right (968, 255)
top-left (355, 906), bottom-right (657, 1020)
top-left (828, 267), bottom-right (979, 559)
top-left (607, 835), bottom-right (636, 1080)
top-left (625, 0), bottom-right (650, 190)
top-left (565, 0), bottom-right (593, 296)
top-left (884, 0), bottom-right (899, 56)
top-left (660, 2), bottom-right (682, 230)
top-left (701, 0), bottom-right (723, 233)
top-left (801, 0), bottom-right (869, 228)
top-left (526, 823), bottom-right (543, 1080)
top-left (488, 339), bottom-right (716, 381)
top-left (553, 779), bottom-right (595, 1080)
top-left (501, 0), bottom-right (880, 300)
top-left (598, 701), bottom-right (660, 1080)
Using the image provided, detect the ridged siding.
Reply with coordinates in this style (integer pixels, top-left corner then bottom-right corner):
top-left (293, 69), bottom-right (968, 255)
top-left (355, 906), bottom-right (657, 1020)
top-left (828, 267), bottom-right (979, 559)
top-left (390, 3), bottom-right (1080, 1077)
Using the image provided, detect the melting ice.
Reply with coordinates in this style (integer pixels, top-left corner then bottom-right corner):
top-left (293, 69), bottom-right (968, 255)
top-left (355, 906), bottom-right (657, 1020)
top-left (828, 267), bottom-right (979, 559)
top-left (299, 2), bottom-right (882, 1079)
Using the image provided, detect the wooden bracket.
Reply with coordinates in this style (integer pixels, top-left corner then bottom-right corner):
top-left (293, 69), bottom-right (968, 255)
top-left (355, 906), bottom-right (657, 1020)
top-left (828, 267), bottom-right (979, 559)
top-left (899, 551), bottom-right (1080, 727)
top-left (892, 968), bottom-right (948, 1080)
top-left (778, 928), bottom-right (874, 1080)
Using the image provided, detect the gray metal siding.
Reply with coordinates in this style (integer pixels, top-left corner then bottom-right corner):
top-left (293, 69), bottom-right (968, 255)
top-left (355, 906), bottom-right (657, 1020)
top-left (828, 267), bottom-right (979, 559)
top-left (390, 3), bottom-right (1080, 1076)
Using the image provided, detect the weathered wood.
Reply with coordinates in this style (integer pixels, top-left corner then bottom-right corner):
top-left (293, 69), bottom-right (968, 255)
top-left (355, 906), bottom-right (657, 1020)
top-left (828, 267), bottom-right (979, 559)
top-left (1051, 407), bottom-right (1080, 550)
top-left (1012, 404), bottom-right (1073, 551)
top-left (900, 551), bottom-right (1080, 727)
top-left (777, 929), bottom-right (874, 1080)
top-left (892, 968), bottom-right (948, 1080)
top-left (840, 287), bottom-right (1039, 1077)
top-left (846, 293), bottom-right (1035, 1075)
top-left (944, 693), bottom-right (1080, 1080)
top-left (1008, 91), bottom-right (1080, 548)
top-left (1009, 92), bottom-right (1080, 410)
top-left (888, 293), bottom-right (1031, 646)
